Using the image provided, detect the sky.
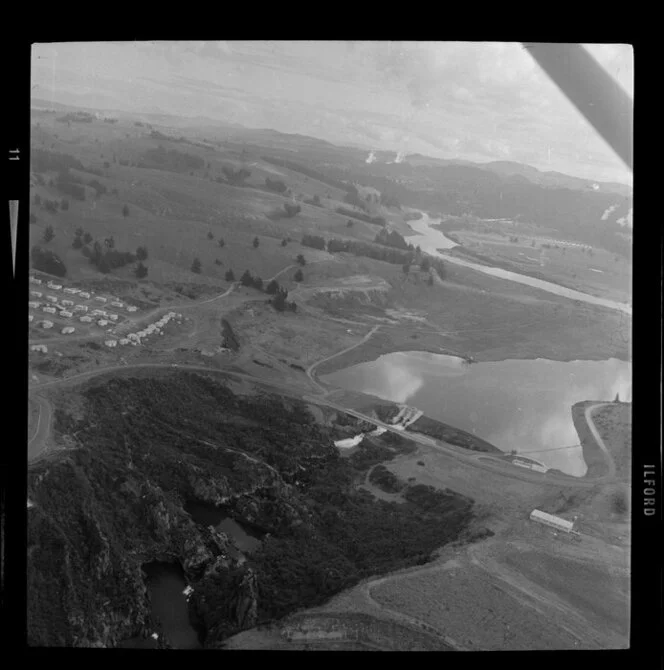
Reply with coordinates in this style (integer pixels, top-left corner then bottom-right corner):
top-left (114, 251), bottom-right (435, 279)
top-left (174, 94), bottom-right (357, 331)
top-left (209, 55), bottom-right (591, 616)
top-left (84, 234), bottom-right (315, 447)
top-left (31, 41), bottom-right (633, 185)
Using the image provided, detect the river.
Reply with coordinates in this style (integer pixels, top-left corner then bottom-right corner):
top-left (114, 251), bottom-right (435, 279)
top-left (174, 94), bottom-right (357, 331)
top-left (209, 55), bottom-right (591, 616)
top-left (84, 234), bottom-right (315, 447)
top-left (405, 211), bottom-right (632, 315)
top-left (322, 353), bottom-right (632, 477)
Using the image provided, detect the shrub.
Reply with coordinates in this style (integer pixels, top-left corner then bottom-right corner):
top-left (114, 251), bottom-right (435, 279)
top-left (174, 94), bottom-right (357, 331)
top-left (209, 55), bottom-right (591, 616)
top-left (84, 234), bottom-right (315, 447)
top-left (42, 225), bottom-right (55, 243)
top-left (191, 257), bottom-right (202, 274)
top-left (240, 270), bottom-right (253, 287)
top-left (225, 269), bottom-right (235, 282)
top-left (122, 204), bottom-right (129, 218)
top-left (134, 262), bottom-right (148, 279)
top-left (136, 246), bottom-right (148, 261)
top-left (31, 245), bottom-right (67, 277)
top-left (294, 268), bottom-right (303, 282)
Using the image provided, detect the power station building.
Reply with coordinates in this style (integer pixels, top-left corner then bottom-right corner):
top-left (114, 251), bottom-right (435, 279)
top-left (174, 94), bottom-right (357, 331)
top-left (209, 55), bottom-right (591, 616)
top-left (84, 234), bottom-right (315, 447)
top-left (529, 509), bottom-right (575, 533)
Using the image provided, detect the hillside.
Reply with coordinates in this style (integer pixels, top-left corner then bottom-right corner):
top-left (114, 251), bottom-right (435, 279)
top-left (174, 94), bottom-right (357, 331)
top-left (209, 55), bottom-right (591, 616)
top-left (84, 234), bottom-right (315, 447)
top-left (28, 371), bottom-right (476, 647)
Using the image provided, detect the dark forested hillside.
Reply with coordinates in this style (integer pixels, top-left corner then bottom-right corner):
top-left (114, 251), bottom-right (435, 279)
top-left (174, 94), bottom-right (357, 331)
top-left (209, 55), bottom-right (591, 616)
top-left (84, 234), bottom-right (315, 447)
top-left (28, 372), bottom-right (476, 648)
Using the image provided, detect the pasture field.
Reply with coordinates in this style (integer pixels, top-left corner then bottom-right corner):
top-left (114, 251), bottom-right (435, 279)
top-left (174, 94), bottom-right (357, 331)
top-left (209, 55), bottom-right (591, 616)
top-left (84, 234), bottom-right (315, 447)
top-left (443, 227), bottom-right (631, 305)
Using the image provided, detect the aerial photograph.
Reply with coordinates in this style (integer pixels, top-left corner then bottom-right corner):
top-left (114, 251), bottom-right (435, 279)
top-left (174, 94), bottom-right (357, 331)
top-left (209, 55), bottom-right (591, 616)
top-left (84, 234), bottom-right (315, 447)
top-left (26, 41), bottom-right (633, 650)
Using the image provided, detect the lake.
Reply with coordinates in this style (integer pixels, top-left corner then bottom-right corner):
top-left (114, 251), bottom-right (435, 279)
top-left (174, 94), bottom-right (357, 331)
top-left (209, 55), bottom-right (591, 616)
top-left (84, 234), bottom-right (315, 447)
top-left (184, 501), bottom-right (263, 554)
top-left (321, 353), bottom-right (632, 477)
top-left (407, 211), bottom-right (632, 315)
top-left (142, 561), bottom-right (201, 649)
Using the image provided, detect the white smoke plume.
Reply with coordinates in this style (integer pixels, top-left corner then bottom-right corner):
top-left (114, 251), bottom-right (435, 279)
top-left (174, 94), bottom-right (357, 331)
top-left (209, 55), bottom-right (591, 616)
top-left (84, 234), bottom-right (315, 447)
top-left (616, 208), bottom-right (633, 227)
top-left (601, 204), bottom-right (619, 221)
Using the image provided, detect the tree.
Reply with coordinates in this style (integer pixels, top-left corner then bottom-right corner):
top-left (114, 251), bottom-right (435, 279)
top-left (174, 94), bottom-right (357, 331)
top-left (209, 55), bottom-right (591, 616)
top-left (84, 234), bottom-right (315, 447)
top-left (75, 226), bottom-right (84, 238)
top-left (427, 275), bottom-right (434, 286)
top-left (72, 236), bottom-right (83, 250)
top-left (272, 290), bottom-right (287, 312)
top-left (104, 236), bottom-right (115, 249)
top-left (43, 225), bottom-right (55, 243)
top-left (296, 254), bottom-right (306, 266)
top-left (266, 279), bottom-right (280, 295)
top-left (136, 246), bottom-right (148, 261)
top-left (346, 219), bottom-right (354, 228)
top-left (122, 204), bottom-right (130, 217)
top-left (240, 269), bottom-right (253, 287)
top-left (281, 239), bottom-right (288, 247)
top-left (135, 261), bottom-right (148, 279)
top-left (294, 268), bottom-right (304, 282)
top-left (218, 237), bottom-right (225, 248)
top-left (420, 257), bottom-right (430, 273)
top-left (83, 232), bottom-right (93, 244)
top-left (402, 262), bottom-right (410, 275)
top-left (253, 236), bottom-right (260, 248)
top-left (252, 276), bottom-right (264, 291)
top-left (34, 194), bottom-right (42, 207)
top-left (225, 269), bottom-right (235, 282)
top-left (191, 257), bottom-right (202, 274)
top-left (283, 203), bottom-right (301, 218)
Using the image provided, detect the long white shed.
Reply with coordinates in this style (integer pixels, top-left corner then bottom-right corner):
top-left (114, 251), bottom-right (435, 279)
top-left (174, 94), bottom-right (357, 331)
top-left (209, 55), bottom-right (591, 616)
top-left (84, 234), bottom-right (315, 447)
top-left (529, 509), bottom-right (574, 533)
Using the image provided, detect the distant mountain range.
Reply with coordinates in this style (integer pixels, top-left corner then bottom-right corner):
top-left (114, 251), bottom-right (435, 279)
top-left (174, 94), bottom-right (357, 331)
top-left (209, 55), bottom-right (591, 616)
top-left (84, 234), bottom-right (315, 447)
top-left (31, 97), bottom-right (631, 197)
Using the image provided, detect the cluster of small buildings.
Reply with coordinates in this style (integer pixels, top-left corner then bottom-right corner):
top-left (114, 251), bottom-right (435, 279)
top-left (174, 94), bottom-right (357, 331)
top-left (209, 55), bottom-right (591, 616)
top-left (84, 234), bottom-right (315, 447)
top-left (29, 277), bottom-right (141, 337)
top-left (110, 312), bottom-right (183, 348)
top-left (30, 344), bottom-right (48, 353)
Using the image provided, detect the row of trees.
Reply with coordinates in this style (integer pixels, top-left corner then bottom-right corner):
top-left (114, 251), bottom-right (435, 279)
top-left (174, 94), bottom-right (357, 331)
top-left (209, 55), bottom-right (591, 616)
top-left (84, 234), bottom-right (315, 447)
top-left (301, 233), bottom-right (445, 281)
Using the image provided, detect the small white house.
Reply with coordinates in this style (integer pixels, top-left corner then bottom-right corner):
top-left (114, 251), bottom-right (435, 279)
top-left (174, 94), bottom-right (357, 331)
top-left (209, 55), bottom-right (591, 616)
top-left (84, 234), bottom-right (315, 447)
top-left (28, 301), bottom-right (40, 309)
top-left (119, 338), bottom-right (130, 345)
top-left (61, 299), bottom-right (74, 307)
top-left (104, 339), bottom-right (117, 348)
top-left (47, 282), bottom-right (62, 290)
top-left (31, 344), bottom-right (48, 352)
top-left (110, 301), bottom-right (124, 308)
top-left (74, 305), bottom-right (88, 312)
top-left (29, 277), bottom-right (42, 285)
top-left (98, 320), bottom-right (109, 326)
top-left (63, 288), bottom-right (77, 294)
top-left (80, 316), bottom-right (93, 323)
top-left (108, 314), bottom-right (119, 321)
top-left (59, 311), bottom-right (74, 318)
top-left (94, 296), bottom-right (108, 303)
top-left (61, 326), bottom-right (75, 334)
top-left (127, 306), bottom-right (138, 312)
top-left (28, 315), bottom-right (34, 323)
top-left (46, 295), bottom-right (58, 303)
top-left (30, 291), bottom-right (42, 298)
top-left (79, 292), bottom-right (91, 299)
top-left (69, 288), bottom-right (81, 294)
top-left (43, 306), bottom-right (56, 314)
top-left (91, 309), bottom-right (105, 316)
top-left (41, 320), bottom-right (53, 329)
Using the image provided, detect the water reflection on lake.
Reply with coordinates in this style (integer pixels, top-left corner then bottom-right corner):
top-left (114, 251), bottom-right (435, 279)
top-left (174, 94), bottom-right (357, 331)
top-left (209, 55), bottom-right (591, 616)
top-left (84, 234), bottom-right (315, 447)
top-left (184, 501), bottom-right (263, 554)
top-left (142, 561), bottom-right (201, 649)
top-left (322, 353), bottom-right (632, 476)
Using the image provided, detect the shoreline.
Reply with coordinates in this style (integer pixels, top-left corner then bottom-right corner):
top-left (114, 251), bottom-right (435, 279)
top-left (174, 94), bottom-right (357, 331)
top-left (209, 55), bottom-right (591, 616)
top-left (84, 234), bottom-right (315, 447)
top-left (315, 336), bottom-right (632, 378)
